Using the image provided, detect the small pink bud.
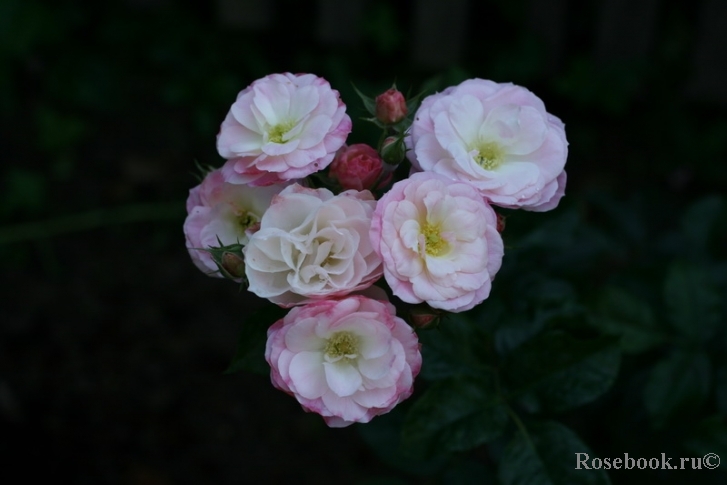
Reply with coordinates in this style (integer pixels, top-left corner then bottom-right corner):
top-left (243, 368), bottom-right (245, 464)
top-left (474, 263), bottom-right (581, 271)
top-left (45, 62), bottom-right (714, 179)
top-left (375, 88), bottom-right (408, 125)
top-left (329, 144), bottom-right (392, 191)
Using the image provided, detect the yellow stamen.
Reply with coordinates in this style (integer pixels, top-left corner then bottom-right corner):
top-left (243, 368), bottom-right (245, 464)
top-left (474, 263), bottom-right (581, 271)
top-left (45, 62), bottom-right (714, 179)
top-left (422, 222), bottom-right (449, 257)
top-left (474, 141), bottom-right (505, 170)
top-left (236, 211), bottom-right (258, 231)
top-left (325, 332), bottom-right (359, 360)
top-left (268, 121), bottom-right (295, 144)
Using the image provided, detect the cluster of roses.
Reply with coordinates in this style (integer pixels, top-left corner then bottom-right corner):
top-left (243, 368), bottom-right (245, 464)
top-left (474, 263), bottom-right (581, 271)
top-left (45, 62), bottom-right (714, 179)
top-left (184, 72), bottom-right (568, 427)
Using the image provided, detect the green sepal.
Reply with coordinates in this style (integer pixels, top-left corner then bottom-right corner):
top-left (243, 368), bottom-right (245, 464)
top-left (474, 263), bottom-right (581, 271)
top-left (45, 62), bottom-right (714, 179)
top-left (352, 83), bottom-right (378, 117)
top-left (191, 159), bottom-right (217, 182)
top-left (201, 236), bottom-right (248, 285)
top-left (380, 132), bottom-right (408, 166)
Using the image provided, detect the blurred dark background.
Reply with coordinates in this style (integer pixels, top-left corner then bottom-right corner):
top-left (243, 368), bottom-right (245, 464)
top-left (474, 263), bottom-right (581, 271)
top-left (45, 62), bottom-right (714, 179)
top-left (1, 0), bottom-right (726, 483)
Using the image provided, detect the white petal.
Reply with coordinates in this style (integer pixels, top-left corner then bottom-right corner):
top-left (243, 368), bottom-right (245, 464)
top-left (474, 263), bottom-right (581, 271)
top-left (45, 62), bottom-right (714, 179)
top-left (448, 94), bottom-right (484, 144)
top-left (288, 351), bottom-right (328, 399)
top-left (352, 386), bottom-right (397, 409)
top-left (320, 392), bottom-right (367, 423)
top-left (283, 317), bottom-right (325, 352)
top-left (324, 361), bottom-right (363, 397)
top-left (357, 353), bottom-right (393, 380)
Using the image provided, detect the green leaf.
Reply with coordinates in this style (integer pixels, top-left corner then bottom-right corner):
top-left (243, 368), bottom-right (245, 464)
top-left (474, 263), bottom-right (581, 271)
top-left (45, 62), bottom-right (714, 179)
top-left (493, 276), bottom-right (579, 355)
top-left (417, 312), bottom-right (492, 381)
top-left (503, 331), bottom-right (620, 413)
top-left (499, 420), bottom-right (611, 485)
top-left (494, 313), bottom-right (549, 357)
top-left (590, 287), bottom-right (664, 353)
top-left (401, 374), bottom-right (508, 458)
top-left (663, 262), bottom-right (721, 341)
top-left (643, 350), bottom-right (711, 429)
top-left (225, 304), bottom-right (287, 375)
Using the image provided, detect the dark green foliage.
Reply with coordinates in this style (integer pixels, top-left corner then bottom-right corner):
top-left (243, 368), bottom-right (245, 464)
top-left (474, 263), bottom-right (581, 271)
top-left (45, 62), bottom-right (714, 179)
top-left (683, 415), bottom-right (727, 468)
top-left (502, 331), bottom-right (620, 413)
top-left (417, 313), bottom-right (493, 381)
top-left (358, 406), bottom-right (448, 477)
top-left (643, 351), bottom-right (711, 429)
top-left (590, 287), bottom-right (664, 353)
top-left (401, 375), bottom-right (509, 458)
top-left (663, 263), bottom-right (721, 342)
top-left (499, 421), bottom-right (611, 485)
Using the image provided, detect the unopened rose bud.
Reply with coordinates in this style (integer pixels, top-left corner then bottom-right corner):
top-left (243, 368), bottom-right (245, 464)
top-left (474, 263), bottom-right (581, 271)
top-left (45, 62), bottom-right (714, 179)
top-left (496, 213), bottom-right (506, 233)
top-left (375, 88), bottom-right (408, 125)
top-left (220, 252), bottom-right (246, 279)
top-left (380, 136), bottom-right (406, 166)
top-left (204, 241), bottom-right (247, 282)
top-left (409, 306), bottom-right (442, 329)
top-left (329, 144), bottom-right (392, 191)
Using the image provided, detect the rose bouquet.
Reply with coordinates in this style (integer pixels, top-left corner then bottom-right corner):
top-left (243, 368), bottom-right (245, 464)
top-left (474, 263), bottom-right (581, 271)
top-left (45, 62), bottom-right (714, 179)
top-left (183, 72), bottom-right (567, 428)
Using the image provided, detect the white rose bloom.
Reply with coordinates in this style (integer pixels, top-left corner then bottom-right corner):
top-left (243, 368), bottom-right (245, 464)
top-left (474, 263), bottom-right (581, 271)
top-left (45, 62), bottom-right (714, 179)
top-left (244, 184), bottom-right (383, 307)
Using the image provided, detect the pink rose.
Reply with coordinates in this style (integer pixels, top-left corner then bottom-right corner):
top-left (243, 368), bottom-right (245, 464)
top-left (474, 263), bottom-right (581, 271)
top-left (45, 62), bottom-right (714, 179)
top-left (265, 296), bottom-right (422, 427)
top-left (370, 172), bottom-right (504, 312)
top-left (406, 78), bottom-right (568, 211)
top-left (329, 144), bottom-right (391, 191)
top-left (183, 168), bottom-right (284, 277)
top-left (375, 88), bottom-right (408, 124)
top-left (217, 73), bottom-right (352, 186)
top-left (244, 184), bottom-right (383, 307)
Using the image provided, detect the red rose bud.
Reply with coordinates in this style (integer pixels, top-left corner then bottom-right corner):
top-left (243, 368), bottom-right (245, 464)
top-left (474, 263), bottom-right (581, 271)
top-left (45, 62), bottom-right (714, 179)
top-left (375, 88), bottom-right (408, 125)
top-left (496, 213), bottom-right (506, 233)
top-left (329, 144), bottom-right (392, 191)
top-left (409, 306), bottom-right (442, 329)
top-left (381, 136), bottom-right (407, 166)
